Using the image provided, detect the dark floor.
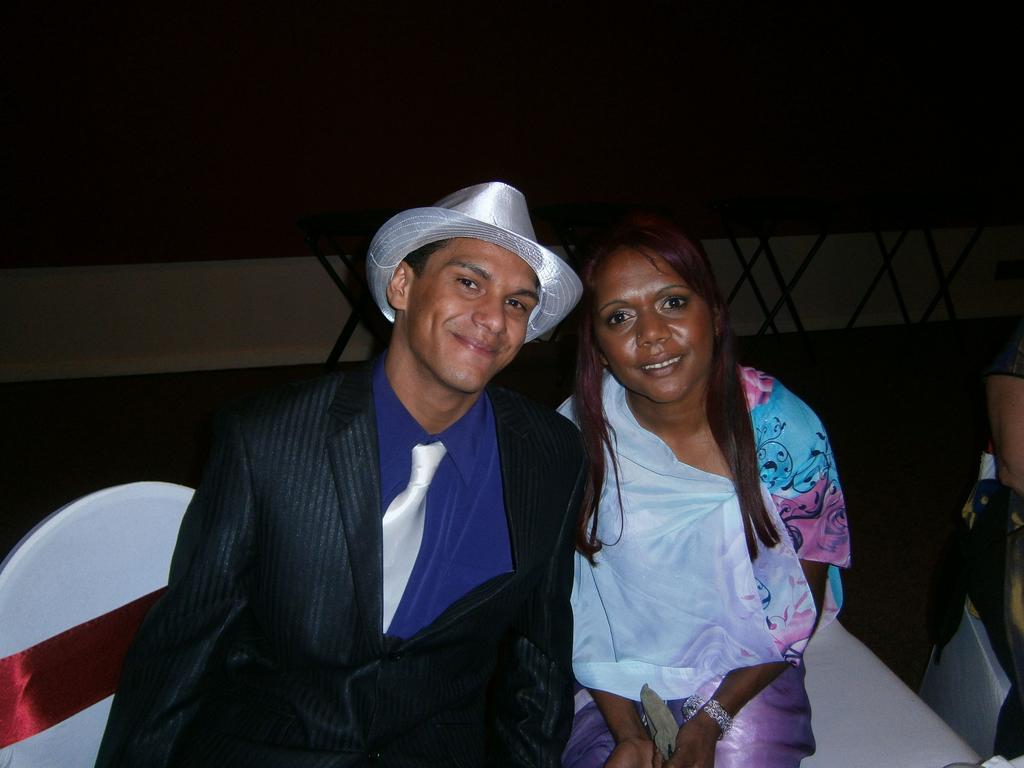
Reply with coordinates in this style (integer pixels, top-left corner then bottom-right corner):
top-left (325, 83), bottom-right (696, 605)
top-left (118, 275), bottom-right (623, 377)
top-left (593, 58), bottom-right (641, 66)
top-left (2, 317), bottom-right (1016, 689)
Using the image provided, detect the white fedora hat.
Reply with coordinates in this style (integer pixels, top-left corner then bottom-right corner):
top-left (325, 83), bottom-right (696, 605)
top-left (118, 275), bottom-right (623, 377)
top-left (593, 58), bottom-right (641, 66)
top-left (367, 181), bottom-right (582, 342)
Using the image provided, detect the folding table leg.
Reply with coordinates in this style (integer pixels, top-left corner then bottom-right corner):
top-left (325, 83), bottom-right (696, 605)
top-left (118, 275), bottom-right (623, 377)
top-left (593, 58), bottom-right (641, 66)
top-left (847, 229), bottom-right (912, 329)
top-left (307, 236), bottom-right (390, 369)
top-left (724, 233), bottom-right (780, 337)
top-left (325, 313), bottom-right (362, 372)
top-left (756, 232), bottom-right (827, 360)
top-left (919, 225), bottom-right (984, 323)
top-left (922, 228), bottom-right (959, 323)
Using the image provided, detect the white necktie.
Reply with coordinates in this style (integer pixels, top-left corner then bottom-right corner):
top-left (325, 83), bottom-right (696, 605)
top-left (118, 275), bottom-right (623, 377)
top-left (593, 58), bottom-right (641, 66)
top-left (382, 441), bottom-right (447, 633)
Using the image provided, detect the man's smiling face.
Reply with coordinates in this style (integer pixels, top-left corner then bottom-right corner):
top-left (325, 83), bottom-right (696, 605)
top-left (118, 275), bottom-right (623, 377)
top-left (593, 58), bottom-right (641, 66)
top-left (386, 237), bottom-right (539, 404)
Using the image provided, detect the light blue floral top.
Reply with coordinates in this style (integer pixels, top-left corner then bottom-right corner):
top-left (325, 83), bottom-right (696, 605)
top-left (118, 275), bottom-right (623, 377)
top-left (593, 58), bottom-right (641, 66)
top-left (558, 368), bottom-right (850, 701)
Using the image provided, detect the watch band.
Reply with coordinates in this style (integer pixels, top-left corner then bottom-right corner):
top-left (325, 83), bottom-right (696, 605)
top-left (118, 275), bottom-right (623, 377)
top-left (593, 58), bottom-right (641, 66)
top-left (681, 694), bottom-right (734, 739)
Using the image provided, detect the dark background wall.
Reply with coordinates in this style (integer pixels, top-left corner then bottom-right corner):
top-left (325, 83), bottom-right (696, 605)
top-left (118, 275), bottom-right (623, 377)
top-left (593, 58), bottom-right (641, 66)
top-left (6, 3), bottom-right (1020, 269)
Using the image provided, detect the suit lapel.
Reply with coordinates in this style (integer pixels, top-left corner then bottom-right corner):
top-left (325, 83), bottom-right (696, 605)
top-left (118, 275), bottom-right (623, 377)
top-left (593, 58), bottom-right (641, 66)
top-left (325, 365), bottom-right (385, 652)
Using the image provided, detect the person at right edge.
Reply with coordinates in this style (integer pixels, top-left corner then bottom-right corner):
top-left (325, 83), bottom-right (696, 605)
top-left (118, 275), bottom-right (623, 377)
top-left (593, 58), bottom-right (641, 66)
top-left (973, 318), bottom-right (1024, 757)
top-left (558, 215), bottom-right (851, 767)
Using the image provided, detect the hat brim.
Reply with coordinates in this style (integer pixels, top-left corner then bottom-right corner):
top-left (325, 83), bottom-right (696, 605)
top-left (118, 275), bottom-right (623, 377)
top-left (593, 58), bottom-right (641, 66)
top-left (367, 207), bottom-right (581, 342)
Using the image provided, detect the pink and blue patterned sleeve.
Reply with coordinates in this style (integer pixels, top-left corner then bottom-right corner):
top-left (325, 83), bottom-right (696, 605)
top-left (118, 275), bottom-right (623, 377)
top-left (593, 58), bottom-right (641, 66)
top-left (741, 367), bottom-right (851, 568)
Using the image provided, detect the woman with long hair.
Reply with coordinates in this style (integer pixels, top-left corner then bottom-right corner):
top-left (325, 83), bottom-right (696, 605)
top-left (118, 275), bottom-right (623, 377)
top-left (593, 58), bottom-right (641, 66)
top-left (559, 215), bottom-right (850, 767)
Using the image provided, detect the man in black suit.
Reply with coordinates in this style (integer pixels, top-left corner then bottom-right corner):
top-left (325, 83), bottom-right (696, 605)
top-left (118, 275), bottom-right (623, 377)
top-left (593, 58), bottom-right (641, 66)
top-left (96, 182), bottom-right (585, 767)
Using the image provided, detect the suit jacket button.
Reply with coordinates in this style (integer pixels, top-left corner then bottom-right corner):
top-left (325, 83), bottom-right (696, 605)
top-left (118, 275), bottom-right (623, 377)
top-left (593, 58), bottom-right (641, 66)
top-left (368, 750), bottom-right (382, 761)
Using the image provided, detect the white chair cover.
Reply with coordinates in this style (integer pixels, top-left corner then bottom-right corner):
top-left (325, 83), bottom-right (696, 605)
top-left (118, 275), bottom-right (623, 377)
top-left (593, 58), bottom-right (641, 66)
top-left (803, 620), bottom-right (980, 767)
top-left (920, 606), bottom-right (1012, 757)
top-left (0, 481), bottom-right (193, 768)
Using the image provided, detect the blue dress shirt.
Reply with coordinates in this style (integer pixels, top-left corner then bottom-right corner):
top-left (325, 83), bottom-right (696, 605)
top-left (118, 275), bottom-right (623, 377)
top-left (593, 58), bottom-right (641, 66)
top-left (373, 356), bottom-right (513, 638)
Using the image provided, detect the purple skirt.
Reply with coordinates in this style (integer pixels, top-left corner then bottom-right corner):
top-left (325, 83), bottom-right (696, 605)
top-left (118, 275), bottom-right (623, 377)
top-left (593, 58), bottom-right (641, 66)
top-left (562, 665), bottom-right (814, 768)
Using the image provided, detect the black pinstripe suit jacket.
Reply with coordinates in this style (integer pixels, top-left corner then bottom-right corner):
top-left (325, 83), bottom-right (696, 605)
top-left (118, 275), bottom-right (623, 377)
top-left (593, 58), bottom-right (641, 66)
top-left (95, 365), bottom-right (586, 768)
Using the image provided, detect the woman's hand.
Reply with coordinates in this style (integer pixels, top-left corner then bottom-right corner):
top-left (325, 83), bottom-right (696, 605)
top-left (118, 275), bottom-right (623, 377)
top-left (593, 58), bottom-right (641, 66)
top-left (662, 657), bottom-right (790, 768)
top-left (603, 735), bottom-right (658, 767)
top-left (589, 689), bottom-right (658, 768)
top-left (663, 710), bottom-right (720, 768)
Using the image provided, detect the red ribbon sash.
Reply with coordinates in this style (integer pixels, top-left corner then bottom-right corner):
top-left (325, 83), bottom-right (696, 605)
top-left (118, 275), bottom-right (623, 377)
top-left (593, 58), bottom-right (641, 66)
top-left (0, 588), bottom-right (164, 747)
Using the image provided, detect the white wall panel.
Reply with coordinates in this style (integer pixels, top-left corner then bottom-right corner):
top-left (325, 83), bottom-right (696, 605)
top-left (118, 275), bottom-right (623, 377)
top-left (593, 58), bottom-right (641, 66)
top-left (2, 228), bottom-right (1021, 382)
